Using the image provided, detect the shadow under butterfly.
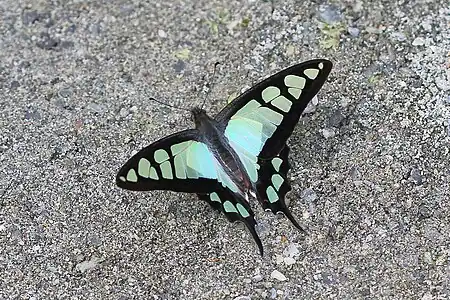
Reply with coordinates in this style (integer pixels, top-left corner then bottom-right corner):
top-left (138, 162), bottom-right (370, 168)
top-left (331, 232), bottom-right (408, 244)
top-left (116, 59), bottom-right (333, 256)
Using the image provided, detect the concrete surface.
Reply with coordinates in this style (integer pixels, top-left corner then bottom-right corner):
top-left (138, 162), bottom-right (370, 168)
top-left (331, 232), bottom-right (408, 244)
top-left (0, 0), bottom-right (449, 299)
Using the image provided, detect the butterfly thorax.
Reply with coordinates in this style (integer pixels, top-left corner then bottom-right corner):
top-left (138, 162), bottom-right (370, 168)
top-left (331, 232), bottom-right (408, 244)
top-left (191, 107), bottom-right (253, 196)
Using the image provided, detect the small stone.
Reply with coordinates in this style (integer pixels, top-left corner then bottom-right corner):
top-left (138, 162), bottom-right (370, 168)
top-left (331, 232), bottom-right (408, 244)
top-left (304, 95), bottom-right (318, 114)
top-left (348, 27), bottom-right (360, 37)
top-left (390, 32), bottom-right (406, 42)
top-left (158, 29), bottom-right (167, 38)
top-left (409, 168), bottom-right (423, 185)
top-left (47, 266), bottom-right (57, 272)
top-left (270, 270), bottom-right (287, 281)
top-left (264, 41), bottom-right (275, 50)
top-left (286, 44), bottom-right (295, 57)
top-left (321, 128), bottom-right (336, 138)
top-left (173, 60), bottom-right (186, 74)
top-left (435, 78), bottom-right (449, 91)
top-left (270, 288), bottom-right (277, 299)
top-left (252, 274), bottom-right (263, 282)
top-left (58, 87), bottom-right (73, 98)
top-left (435, 254), bottom-right (447, 266)
top-left (328, 110), bottom-right (345, 127)
top-left (119, 108), bottom-right (129, 117)
top-left (275, 254), bottom-right (284, 264)
top-left (87, 103), bottom-right (106, 113)
top-left (0, 224), bottom-right (6, 231)
top-left (25, 109), bottom-right (41, 120)
top-left (420, 20), bottom-right (432, 31)
top-left (10, 80), bottom-right (20, 89)
top-left (284, 257), bottom-right (296, 266)
top-left (243, 278), bottom-right (251, 284)
top-left (412, 37), bottom-right (425, 46)
top-left (318, 4), bottom-right (342, 24)
top-left (283, 243), bottom-right (300, 258)
top-left (234, 296), bottom-right (251, 300)
top-left (75, 256), bottom-right (102, 273)
top-left (23, 11), bottom-right (40, 25)
top-left (67, 24), bottom-right (76, 33)
top-left (301, 188), bottom-right (317, 203)
top-left (89, 23), bottom-right (101, 35)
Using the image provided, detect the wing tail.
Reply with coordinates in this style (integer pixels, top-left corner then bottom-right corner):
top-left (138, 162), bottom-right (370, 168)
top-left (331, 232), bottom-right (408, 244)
top-left (255, 145), bottom-right (307, 233)
top-left (198, 188), bottom-right (264, 256)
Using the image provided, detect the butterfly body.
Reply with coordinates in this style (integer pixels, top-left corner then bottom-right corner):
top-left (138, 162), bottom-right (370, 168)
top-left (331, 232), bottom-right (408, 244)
top-left (191, 107), bottom-right (253, 198)
top-left (117, 59), bottom-right (333, 255)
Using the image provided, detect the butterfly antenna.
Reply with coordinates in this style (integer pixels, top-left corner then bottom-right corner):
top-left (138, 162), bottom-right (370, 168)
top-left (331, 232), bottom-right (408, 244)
top-left (149, 97), bottom-right (191, 113)
top-left (200, 61), bottom-right (221, 110)
top-left (0, 180), bottom-right (14, 205)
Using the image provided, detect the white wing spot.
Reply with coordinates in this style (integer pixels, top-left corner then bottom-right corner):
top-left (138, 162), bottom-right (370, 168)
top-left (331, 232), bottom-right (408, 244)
top-left (288, 87), bottom-right (302, 99)
top-left (271, 96), bottom-right (292, 112)
top-left (304, 68), bottom-right (319, 80)
top-left (284, 75), bottom-right (306, 89)
top-left (154, 149), bottom-right (169, 163)
top-left (138, 158), bottom-right (151, 178)
top-left (261, 86), bottom-right (280, 102)
top-left (126, 169), bottom-right (138, 182)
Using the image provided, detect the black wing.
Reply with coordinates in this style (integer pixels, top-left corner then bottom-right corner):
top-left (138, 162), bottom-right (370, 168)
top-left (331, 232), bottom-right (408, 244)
top-left (216, 59), bottom-right (332, 159)
top-left (116, 129), bottom-right (222, 193)
top-left (255, 145), bottom-right (307, 232)
top-left (197, 187), bottom-right (263, 256)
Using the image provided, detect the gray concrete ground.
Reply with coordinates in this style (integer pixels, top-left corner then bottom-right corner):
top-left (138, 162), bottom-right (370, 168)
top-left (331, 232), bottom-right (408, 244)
top-left (1, 0), bottom-right (449, 299)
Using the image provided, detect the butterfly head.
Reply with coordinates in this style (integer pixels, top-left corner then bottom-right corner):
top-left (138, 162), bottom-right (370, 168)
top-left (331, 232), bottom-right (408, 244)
top-left (191, 107), bottom-right (209, 127)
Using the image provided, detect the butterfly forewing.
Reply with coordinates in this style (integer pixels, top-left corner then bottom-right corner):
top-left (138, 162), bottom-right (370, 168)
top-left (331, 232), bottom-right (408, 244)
top-left (116, 129), bottom-right (222, 193)
top-left (218, 59), bottom-right (332, 163)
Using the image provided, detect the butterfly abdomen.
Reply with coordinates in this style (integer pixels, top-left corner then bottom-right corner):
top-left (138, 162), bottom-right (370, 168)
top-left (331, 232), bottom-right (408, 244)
top-left (193, 109), bottom-right (252, 195)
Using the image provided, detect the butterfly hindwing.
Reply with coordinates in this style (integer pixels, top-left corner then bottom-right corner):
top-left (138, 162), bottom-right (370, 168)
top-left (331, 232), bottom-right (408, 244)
top-left (197, 187), bottom-right (263, 255)
top-left (218, 60), bottom-right (332, 183)
top-left (256, 145), bottom-right (306, 232)
top-left (116, 129), bottom-right (222, 193)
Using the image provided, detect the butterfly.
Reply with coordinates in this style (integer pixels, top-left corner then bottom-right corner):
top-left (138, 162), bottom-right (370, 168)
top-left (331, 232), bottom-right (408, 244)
top-left (116, 59), bottom-right (332, 256)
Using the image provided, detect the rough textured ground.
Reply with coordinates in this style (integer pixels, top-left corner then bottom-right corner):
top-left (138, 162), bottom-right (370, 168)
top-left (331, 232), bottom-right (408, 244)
top-left (1, 0), bottom-right (449, 299)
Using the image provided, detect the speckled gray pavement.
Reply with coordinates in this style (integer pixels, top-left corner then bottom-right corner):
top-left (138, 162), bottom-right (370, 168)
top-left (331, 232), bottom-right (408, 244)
top-left (1, 1), bottom-right (449, 299)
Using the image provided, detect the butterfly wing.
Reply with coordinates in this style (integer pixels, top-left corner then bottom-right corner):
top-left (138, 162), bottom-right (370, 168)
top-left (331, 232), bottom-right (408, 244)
top-left (198, 187), bottom-right (263, 255)
top-left (117, 129), bottom-right (264, 253)
top-left (216, 59), bottom-right (332, 160)
top-left (116, 129), bottom-right (224, 193)
top-left (215, 59), bottom-right (332, 228)
top-left (255, 145), bottom-right (307, 232)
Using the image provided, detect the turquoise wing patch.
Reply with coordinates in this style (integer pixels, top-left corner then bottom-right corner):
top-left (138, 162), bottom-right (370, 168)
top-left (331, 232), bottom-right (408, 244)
top-left (116, 130), bottom-right (237, 193)
top-left (219, 59), bottom-right (332, 174)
